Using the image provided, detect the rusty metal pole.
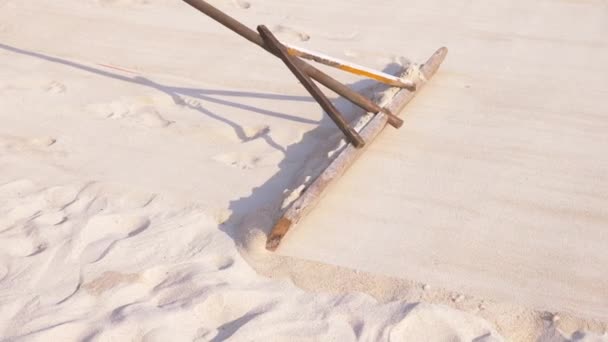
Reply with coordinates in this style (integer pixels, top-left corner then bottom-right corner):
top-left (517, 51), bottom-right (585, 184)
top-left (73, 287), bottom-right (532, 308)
top-left (181, 0), bottom-right (404, 129)
top-left (258, 25), bottom-right (365, 148)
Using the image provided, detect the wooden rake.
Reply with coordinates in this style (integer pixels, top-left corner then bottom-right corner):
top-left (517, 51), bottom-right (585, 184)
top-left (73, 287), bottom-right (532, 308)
top-left (181, 0), bottom-right (448, 250)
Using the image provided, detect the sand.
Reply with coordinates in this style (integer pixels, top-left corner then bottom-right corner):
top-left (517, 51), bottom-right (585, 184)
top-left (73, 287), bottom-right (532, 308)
top-left (0, 0), bottom-right (606, 341)
top-left (276, 0), bottom-right (608, 322)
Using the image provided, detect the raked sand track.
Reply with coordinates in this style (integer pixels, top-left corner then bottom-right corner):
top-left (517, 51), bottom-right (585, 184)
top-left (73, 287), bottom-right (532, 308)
top-left (277, 0), bottom-right (608, 323)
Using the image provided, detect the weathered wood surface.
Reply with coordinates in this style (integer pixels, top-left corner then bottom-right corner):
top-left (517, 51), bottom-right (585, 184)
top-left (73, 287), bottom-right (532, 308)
top-left (266, 47), bottom-right (448, 251)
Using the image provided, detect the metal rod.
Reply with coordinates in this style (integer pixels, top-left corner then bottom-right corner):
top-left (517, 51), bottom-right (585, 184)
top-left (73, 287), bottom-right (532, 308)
top-left (258, 25), bottom-right (365, 148)
top-left (181, 0), bottom-right (404, 129)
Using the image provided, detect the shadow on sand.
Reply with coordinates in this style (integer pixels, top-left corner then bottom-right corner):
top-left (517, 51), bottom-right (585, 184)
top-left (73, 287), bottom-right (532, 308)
top-left (0, 42), bottom-right (403, 251)
top-left (219, 69), bottom-right (404, 251)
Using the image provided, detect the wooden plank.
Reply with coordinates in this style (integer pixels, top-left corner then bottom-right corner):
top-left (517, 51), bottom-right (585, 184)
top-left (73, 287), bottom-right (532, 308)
top-left (266, 47), bottom-right (448, 251)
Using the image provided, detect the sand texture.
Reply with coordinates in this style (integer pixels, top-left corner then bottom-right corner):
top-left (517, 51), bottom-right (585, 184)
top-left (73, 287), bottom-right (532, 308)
top-left (277, 0), bottom-right (608, 323)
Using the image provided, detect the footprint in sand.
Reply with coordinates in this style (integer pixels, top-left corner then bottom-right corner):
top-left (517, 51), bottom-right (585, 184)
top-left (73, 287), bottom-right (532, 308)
top-left (272, 24), bottom-right (310, 42)
top-left (242, 124), bottom-right (270, 141)
top-left (343, 49), bottom-right (360, 59)
top-left (131, 106), bottom-right (173, 128)
top-left (73, 214), bottom-right (151, 263)
top-left (323, 31), bottom-right (359, 41)
top-left (43, 81), bottom-right (66, 94)
top-left (88, 101), bottom-right (172, 128)
top-left (30, 136), bottom-right (57, 147)
top-left (0, 135), bottom-right (57, 154)
top-left (211, 125), bottom-right (277, 169)
top-left (232, 0), bottom-right (250, 9)
top-left (212, 152), bottom-right (262, 170)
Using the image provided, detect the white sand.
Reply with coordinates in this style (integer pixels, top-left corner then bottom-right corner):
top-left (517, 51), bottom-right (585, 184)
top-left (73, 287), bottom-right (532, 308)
top-left (277, 0), bottom-right (608, 322)
top-left (0, 0), bottom-right (606, 341)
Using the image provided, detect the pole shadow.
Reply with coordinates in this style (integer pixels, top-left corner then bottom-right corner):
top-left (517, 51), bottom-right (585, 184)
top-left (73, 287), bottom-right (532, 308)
top-left (0, 41), bottom-right (406, 252)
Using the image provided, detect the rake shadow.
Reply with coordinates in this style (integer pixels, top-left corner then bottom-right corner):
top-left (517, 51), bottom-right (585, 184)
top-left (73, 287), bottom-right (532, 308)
top-left (0, 41), bottom-right (405, 251)
top-left (220, 64), bottom-right (405, 249)
top-left (0, 42), bottom-right (318, 152)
